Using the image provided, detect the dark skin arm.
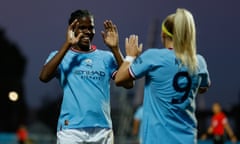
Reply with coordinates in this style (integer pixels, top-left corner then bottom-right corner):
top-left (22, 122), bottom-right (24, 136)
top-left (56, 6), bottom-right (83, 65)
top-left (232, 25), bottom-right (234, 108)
top-left (39, 19), bottom-right (81, 82)
top-left (132, 118), bottom-right (140, 136)
top-left (198, 87), bottom-right (208, 94)
top-left (101, 20), bottom-right (123, 66)
top-left (101, 20), bottom-right (134, 89)
top-left (40, 19), bottom-right (134, 89)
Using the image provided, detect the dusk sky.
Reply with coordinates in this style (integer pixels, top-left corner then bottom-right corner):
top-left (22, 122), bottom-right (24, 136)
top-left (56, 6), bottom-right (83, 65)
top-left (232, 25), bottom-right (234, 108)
top-left (0, 0), bottom-right (239, 110)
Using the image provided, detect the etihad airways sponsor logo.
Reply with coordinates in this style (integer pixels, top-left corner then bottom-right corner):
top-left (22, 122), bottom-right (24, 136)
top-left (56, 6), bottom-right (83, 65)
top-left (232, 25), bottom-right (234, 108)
top-left (74, 70), bottom-right (105, 80)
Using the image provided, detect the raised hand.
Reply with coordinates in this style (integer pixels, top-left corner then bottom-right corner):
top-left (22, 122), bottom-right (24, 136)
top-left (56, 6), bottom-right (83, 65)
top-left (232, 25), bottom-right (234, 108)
top-left (125, 35), bottom-right (143, 57)
top-left (67, 19), bottom-right (81, 45)
top-left (101, 20), bottom-right (119, 49)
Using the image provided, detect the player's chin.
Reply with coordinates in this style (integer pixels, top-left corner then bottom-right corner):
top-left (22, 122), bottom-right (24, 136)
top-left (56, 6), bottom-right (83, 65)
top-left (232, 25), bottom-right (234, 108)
top-left (77, 42), bottom-right (90, 50)
top-left (79, 38), bottom-right (90, 45)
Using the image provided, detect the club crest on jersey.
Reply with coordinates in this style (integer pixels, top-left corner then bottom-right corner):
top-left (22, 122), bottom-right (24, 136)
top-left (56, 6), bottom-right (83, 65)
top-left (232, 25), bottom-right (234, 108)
top-left (84, 58), bottom-right (93, 68)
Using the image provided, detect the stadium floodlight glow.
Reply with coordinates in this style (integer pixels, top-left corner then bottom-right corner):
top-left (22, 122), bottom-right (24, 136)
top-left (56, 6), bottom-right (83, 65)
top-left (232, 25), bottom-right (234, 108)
top-left (8, 91), bottom-right (19, 102)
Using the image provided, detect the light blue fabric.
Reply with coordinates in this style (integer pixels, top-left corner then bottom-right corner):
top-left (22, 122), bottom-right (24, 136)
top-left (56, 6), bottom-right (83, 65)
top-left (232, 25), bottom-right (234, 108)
top-left (134, 105), bottom-right (143, 141)
top-left (45, 48), bottom-right (118, 131)
top-left (129, 48), bottom-right (210, 144)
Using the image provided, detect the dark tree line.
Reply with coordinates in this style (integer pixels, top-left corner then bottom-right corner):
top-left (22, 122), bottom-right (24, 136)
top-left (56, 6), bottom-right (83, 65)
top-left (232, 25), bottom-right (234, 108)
top-left (0, 27), bottom-right (27, 132)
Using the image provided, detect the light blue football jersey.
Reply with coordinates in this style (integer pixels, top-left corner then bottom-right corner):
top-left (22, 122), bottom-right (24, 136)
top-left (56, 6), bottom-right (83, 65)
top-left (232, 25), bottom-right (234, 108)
top-left (134, 105), bottom-right (143, 141)
top-left (129, 48), bottom-right (210, 144)
top-left (45, 48), bottom-right (118, 131)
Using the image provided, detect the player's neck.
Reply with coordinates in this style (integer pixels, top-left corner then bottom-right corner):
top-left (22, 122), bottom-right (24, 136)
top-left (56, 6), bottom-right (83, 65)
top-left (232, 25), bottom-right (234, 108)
top-left (163, 37), bottom-right (173, 49)
top-left (71, 45), bottom-right (96, 53)
top-left (165, 42), bottom-right (173, 49)
top-left (73, 45), bottom-right (93, 52)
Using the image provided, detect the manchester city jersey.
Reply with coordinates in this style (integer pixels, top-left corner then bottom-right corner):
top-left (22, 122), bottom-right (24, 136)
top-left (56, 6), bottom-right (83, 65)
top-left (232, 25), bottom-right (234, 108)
top-left (129, 48), bottom-right (210, 144)
top-left (45, 48), bottom-right (118, 131)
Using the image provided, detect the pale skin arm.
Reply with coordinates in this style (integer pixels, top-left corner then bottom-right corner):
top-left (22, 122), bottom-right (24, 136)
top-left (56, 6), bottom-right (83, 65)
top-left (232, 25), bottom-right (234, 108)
top-left (39, 19), bottom-right (81, 82)
top-left (114, 35), bottom-right (143, 86)
top-left (132, 119), bottom-right (140, 136)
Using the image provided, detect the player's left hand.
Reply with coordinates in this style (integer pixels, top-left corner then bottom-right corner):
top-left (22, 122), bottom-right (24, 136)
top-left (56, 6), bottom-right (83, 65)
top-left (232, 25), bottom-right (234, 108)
top-left (101, 20), bottom-right (119, 49)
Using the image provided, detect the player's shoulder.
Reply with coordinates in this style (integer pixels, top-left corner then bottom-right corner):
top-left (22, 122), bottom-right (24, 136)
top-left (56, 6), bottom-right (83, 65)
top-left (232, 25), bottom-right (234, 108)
top-left (220, 112), bottom-right (226, 117)
top-left (95, 48), bottom-right (110, 53)
top-left (197, 54), bottom-right (208, 65)
top-left (50, 50), bottom-right (58, 54)
top-left (140, 48), bottom-right (172, 61)
top-left (197, 53), bottom-right (208, 60)
top-left (48, 50), bottom-right (58, 57)
top-left (94, 49), bottom-right (115, 63)
top-left (144, 48), bottom-right (169, 55)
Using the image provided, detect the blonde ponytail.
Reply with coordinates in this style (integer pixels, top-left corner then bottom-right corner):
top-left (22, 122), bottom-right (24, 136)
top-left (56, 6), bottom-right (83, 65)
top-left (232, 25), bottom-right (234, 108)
top-left (173, 8), bottom-right (197, 74)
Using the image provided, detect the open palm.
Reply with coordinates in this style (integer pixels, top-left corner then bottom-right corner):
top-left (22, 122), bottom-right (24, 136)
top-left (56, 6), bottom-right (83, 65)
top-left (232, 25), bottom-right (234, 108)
top-left (101, 20), bottom-right (119, 49)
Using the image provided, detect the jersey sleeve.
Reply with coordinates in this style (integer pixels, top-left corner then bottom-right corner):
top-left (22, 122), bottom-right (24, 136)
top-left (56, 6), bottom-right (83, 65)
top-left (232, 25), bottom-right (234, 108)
top-left (105, 51), bottom-right (118, 79)
top-left (44, 50), bottom-right (58, 64)
top-left (197, 54), bottom-right (211, 87)
top-left (43, 50), bottom-right (60, 77)
top-left (129, 50), bottom-right (154, 79)
top-left (134, 106), bottom-right (143, 120)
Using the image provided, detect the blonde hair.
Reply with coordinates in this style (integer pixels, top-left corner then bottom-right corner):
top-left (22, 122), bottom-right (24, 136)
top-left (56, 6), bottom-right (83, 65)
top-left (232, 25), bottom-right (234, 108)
top-left (173, 8), bottom-right (197, 74)
top-left (162, 8), bottom-right (198, 74)
top-left (162, 14), bottom-right (175, 39)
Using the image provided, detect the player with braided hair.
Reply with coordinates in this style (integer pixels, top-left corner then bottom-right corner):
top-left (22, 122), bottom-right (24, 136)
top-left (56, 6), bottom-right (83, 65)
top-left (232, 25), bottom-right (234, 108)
top-left (39, 9), bottom-right (132, 144)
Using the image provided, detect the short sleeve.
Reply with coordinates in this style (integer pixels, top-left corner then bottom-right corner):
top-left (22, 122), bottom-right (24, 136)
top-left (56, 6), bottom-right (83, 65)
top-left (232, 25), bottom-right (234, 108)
top-left (129, 50), bottom-right (154, 79)
top-left (197, 54), bottom-right (211, 87)
top-left (44, 50), bottom-right (58, 65)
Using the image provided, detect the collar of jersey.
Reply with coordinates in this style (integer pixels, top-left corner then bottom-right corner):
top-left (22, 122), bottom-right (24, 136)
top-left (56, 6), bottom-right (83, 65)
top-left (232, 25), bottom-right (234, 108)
top-left (70, 45), bottom-right (97, 53)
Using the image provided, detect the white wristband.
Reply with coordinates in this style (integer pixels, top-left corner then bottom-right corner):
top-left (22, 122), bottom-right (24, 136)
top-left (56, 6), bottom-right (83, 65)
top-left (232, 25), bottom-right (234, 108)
top-left (124, 56), bottom-right (135, 63)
